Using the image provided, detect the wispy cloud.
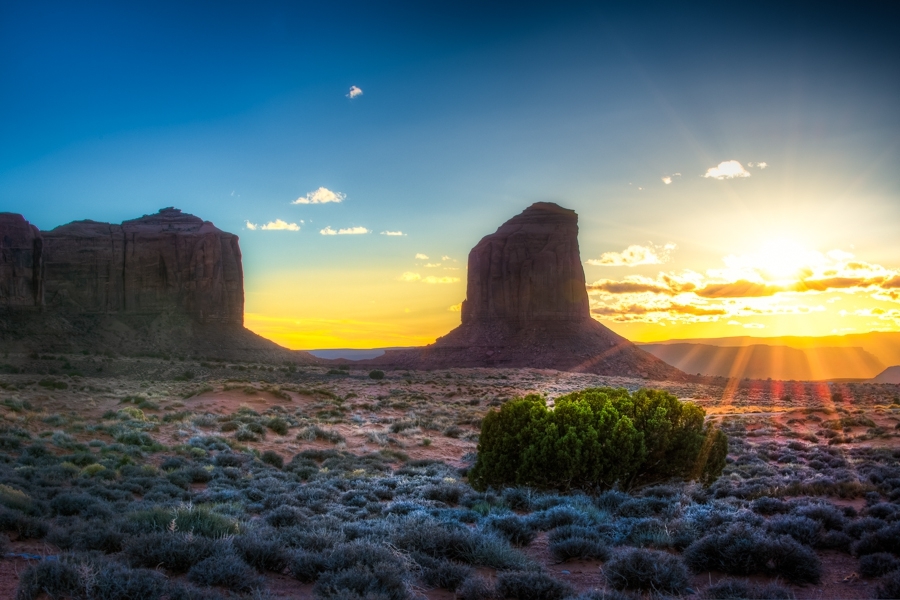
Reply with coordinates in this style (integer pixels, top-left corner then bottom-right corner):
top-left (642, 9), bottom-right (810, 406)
top-left (661, 173), bottom-right (681, 185)
top-left (415, 253), bottom-right (429, 260)
top-left (399, 272), bottom-right (459, 284)
top-left (320, 226), bottom-right (369, 235)
top-left (704, 160), bottom-right (750, 180)
top-left (246, 219), bottom-right (300, 231)
top-left (586, 243), bottom-right (676, 267)
top-left (293, 187), bottom-right (346, 205)
top-left (448, 303), bottom-right (462, 312)
top-left (591, 303), bottom-right (726, 317)
top-left (347, 85), bottom-right (363, 99)
top-left (424, 263), bottom-right (441, 268)
top-left (381, 231), bottom-right (404, 236)
top-left (442, 255), bottom-right (452, 261)
top-left (748, 161), bottom-right (768, 169)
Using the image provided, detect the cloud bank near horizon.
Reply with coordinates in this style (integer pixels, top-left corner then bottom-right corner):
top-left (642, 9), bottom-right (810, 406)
top-left (588, 244), bottom-right (900, 327)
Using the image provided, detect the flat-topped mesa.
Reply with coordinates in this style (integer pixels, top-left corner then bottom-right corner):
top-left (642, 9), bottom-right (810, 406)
top-left (41, 208), bottom-right (244, 325)
top-left (0, 213), bottom-right (43, 307)
top-left (462, 202), bottom-right (590, 325)
top-left (0, 207), bottom-right (318, 361)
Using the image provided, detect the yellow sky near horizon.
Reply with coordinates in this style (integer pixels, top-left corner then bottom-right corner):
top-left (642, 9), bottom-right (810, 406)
top-left (244, 239), bottom-right (900, 350)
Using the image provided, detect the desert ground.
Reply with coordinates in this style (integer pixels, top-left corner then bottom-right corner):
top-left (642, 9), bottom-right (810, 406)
top-left (0, 351), bottom-right (899, 599)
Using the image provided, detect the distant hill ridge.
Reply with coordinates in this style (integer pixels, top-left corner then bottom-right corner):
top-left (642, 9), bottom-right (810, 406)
top-left (639, 342), bottom-right (883, 381)
top-left (638, 332), bottom-right (900, 367)
top-left (636, 332), bottom-right (900, 380)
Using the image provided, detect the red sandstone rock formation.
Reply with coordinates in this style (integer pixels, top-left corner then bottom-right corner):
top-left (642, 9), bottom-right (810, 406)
top-left (462, 203), bottom-right (590, 324)
top-left (42, 208), bottom-right (243, 325)
top-left (0, 213), bottom-right (43, 307)
top-left (0, 208), bottom-right (314, 361)
top-left (368, 202), bottom-right (684, 379)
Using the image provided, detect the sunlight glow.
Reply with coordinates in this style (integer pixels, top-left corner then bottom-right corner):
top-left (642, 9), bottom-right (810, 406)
top-left (589, 239), bottom-right (900, 340)
top-left (723, 239), bottom-right (822, 281)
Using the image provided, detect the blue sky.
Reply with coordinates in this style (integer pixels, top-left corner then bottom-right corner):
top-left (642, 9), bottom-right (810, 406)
top-left (2, 1), bottom-right (899, 347)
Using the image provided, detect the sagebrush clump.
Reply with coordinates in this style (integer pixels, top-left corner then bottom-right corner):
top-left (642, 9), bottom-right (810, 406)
top-left (470, 387), bottom-right (727, 492)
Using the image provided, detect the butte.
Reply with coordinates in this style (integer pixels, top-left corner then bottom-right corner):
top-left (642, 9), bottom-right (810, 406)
top-left (367, 202), bottom-right (685, 380)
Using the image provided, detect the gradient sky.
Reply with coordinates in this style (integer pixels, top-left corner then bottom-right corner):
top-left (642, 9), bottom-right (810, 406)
top-left (2, 1), bottom-right (899, 349)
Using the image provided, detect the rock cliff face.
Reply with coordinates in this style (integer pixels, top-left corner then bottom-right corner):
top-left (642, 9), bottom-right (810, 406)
top-left (368, 202), bottom-right (684, 380)
top-left (42, 208), bottom-right (243, 325)
top-left (462, 202), bottom-right (590, 324)
top-left (0, 208), bottom-right (313, 361)
top-left (0, 213), bottom-right (43, 307)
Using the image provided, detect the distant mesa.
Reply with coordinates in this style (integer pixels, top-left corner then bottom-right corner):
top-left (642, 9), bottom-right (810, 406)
top-left (366, 202), bottom-right (684, 379)
top-left (0, 208), bottom-right (316, 362)
top-left (639, 332), bottom-right (900, 381)
top-left (640, 342), bottom-right (885, 381)
top-left (872, 366), bottom-right (900, 384)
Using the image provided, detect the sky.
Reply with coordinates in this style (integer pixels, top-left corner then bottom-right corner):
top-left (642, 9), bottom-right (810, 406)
top-left (1, 1), bottom-right (899, 349)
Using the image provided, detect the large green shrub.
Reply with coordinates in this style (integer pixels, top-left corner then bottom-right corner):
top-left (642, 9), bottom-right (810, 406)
top-left (469, 387), bottom-right (727, 492)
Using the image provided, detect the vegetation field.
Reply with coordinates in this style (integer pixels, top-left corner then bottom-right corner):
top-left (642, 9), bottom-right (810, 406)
top-left (0, 352), bottom-right (898, 599)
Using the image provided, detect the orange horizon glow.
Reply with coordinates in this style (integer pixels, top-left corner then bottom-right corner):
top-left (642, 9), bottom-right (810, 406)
top-left (244, 240), bottom-right (900, 351)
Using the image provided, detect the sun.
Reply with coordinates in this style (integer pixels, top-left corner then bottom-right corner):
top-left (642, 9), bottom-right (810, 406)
top-left (723, 239), bottom-right (821, 282)
top-left (755, 240), bottom-right (818, 279)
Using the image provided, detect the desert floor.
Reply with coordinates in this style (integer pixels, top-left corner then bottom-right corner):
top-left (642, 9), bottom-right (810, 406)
top-left (0, 352), bottom-right (898, 599)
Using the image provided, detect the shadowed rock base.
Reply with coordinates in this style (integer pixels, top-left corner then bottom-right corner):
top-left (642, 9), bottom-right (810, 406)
top-left (0, 308), bottom-right (317, 363)
top-left (369, 319), bottom-right (680, 379)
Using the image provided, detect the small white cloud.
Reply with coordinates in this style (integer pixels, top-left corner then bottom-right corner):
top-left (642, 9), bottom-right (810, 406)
top-left (245, 221), bottom-right (258, 231)
top-left (260, 219), bottom-right (300, 231)
top-left (381, 231), bottom-right (404, 236)
top-left (704, 160), bottom-right (751, 180)
top-left (727, 320), bottom-right (741, 325)
top-left (293, 187), bottom-right (346, 205)
top-left (586, 243), bottom-right (676, 267)
top-left (415, 253), bottom-right (429, 260)
top-left (424, 263), bottom-right (441, 268)
top-left (748, 161), bottom-right (768, 169)
top-left (441, 255), bottom-right (451, 261)
top-left (320, 226), bottom-right (369, 235)
top-left (661, 172), bottom-right (681, 185)
top-left (339, 226), bottom-right (368, 235)
top-left (347, 85), bottom-right (363, 99)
